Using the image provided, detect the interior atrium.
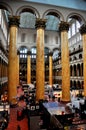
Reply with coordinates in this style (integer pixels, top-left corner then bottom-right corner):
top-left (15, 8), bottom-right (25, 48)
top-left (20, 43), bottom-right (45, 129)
top-left (0, 0), bottom-right (86, 100)
top-left (1, 0), bottom-right (86, 130)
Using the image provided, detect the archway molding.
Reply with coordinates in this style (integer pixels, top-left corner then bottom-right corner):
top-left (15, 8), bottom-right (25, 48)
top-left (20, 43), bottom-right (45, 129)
top-left (16, 5), bottom-right (40, 18)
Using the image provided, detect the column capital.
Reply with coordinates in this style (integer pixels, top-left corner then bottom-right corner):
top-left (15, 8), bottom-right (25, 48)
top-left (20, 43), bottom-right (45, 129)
top-left (27, 50), bottom-right (31, 55)
top-left (49, 51), bottom-right (53, 56)
top-left (79, 24), bottom-right (86, 35)
top-left (9, 16), bottom-right (20, 27)
top-left (35, 18), bottom-right (46, 29)
top-left (59, 21), bottom-right (69, 32)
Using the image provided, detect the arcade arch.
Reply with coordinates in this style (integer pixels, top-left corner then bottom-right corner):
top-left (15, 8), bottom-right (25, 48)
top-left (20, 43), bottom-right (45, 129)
top-left (0, 2), bottom-right (12, 15)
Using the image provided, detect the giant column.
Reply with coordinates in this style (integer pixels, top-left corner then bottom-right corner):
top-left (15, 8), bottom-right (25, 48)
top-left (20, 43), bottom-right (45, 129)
top-left (49, 51), bottom-right (53, 86)
top-left (16, 51), bottom-right (20, 86)
top-left (35, 18), bottom-right (46, 101)
top-left (80, 24), bottom-right (86, 97)
top-left (27, 51), bottom-right (31, 84)
top-left (0, 57), bottom-right (1, 79)
top-left (59, 21), bottom-right (70, 102)
top-left (8, 16), bottom-right (19, 102)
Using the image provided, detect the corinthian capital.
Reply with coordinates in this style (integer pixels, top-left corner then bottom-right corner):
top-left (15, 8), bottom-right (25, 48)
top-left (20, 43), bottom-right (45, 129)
top-left (59, 21), bottom-right (69, 32)
top-left (35, 18), bottom-right (46, 29)
top-left (79, 24), bottom-right (86, 35)
top-left (9, 16), bottom-right (20, 27)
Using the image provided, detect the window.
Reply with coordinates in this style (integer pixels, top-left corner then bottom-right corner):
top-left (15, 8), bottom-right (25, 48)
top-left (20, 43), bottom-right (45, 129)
top-left (79, 54), bottom-right (82, 59)
top-left (77, 35), bottom-right (80, 42)
top-left (1, 15), bottom-right (3, 29)
top-left (0, 9), bottom-right (2, 25)
top-left (72, 23), bottom-right (75, 36)
top-left (76, 21), bottom-right (80, 32)
top-left (31, 48), bottom-right (36, 54)
top-left (21, 33), bottom-right (26, 42)
top-left (45, 35), bottom-right (48, 43)
top-left (31, 48), bottom-right (36, 59)
top-left (19, 47), bottom-right (28, 58)
top-left (53, 50), bottom-right (59, 60)
top-left (33, 34), bottom-right (36, 43)
top-left (56, 36), bottom-right (58, 44)
top-left (68, 28), bottom-right (71, 38)
top-left (80, 34), bottom-right (82, 40)
top-left (73, 56), bottom-right (77, 60)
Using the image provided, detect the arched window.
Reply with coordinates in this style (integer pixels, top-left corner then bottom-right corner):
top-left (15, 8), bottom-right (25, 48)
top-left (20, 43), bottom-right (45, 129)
top-left (19, 46), bottom-right (28, 81)
top-left (79, 54), bottom-right (82, 59)
top-left (31, 47), bottom-right (36, 59)
top-left (53, 50), bottom-right (59, 60)
top-left (76, 21), bottom-right (80, 32)
top-left (73, 56), bottom-right (77, 60)
top-left (20, 47), bottom-right (28, 59)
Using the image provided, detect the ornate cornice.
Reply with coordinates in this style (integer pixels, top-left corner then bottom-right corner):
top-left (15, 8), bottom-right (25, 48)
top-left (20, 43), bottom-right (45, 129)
top-left (79, 24), bottom-right (86, 35)
top-left (35, 18), bottom-right (46, 29)
top-left (59, 21), bottom-right (69, 32)
top-left (9, 16), bottom-right (20, 27)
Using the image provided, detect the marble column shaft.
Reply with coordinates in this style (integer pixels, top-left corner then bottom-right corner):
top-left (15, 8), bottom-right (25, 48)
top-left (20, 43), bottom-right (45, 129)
top-left (59, 21), bottom-right (70, 102)
top-left (80, 24), bottom-right (86, 96)
top-left (8, 16), bottom-right (19, 102)
top-left (27, 51), bottom-right (31, 84)
top-left (0, 60), bottom-right (1, 78)
top-left (49, 52), bottom-right (53, 86)
top-left (16, 52), bottom-right (19, 86)
top-left (35, 19), bottom-right (46, 101)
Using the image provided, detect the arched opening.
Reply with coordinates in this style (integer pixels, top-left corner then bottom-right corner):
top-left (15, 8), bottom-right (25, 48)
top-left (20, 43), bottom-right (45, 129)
top-left (70, 80), bottom-right (72, 89)
top-left (77, 81), bottom-right (81, 89)
top-left (30, 47), bottom-right (36, 82)
top-left (81, 63), bottom-right (83, 76)
top-left (77, 64), bottom-right (81, 76)
top-left (74, 64), bottom-right (77, 76)
top-left (70, 65), bottom-right (72, 76)
top-left (79, 54), bottom-right (82, 59)
top-left (19, 12), bottom-right (36, 29)
top-left (19, 46), bottom-right (28, 81)
top-left (74, 81), bottom-right (76, 89)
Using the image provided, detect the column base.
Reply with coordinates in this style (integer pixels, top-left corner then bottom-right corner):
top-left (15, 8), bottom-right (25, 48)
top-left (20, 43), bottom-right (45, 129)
top-left (60, 100), bottom-right (71, 104)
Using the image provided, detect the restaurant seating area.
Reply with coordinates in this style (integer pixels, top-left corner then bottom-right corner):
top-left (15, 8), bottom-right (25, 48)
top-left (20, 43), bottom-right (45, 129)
top-left (39, 98), bottom-right (86, 130)
top-left (0, 84), bottom-right (86, 130)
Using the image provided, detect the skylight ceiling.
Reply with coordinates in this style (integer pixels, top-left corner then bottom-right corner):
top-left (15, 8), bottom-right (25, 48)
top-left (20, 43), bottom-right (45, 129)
top-left (46, 15), bottom-right (59, 31)
top-left (23, 0), bottom-right (86, 11)
top-left (20, 12), bottom-right (59, 31)
top-left (20, 12), bottom-right (36, 28)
